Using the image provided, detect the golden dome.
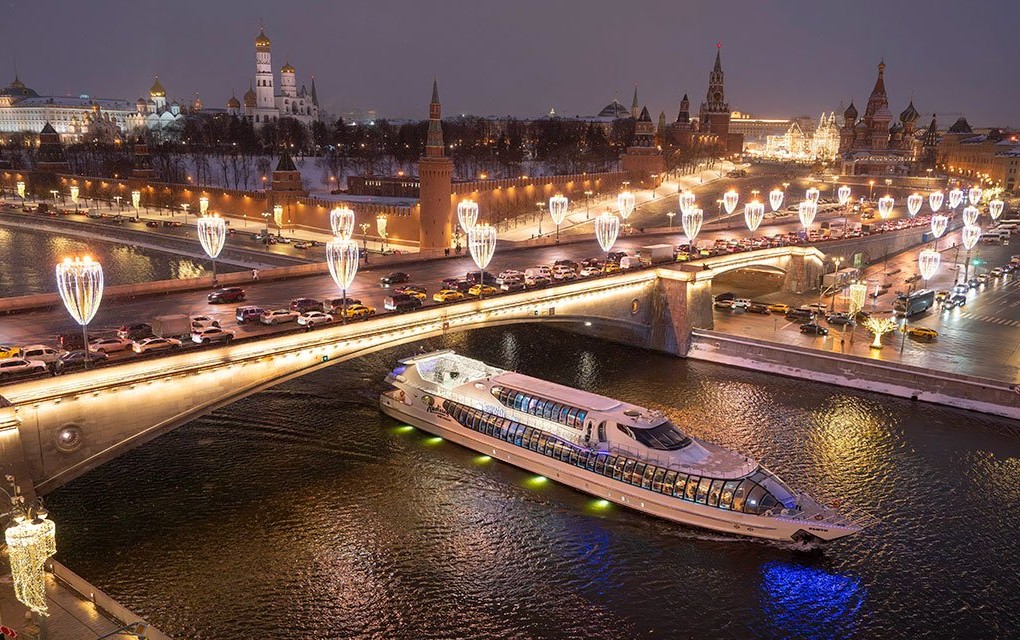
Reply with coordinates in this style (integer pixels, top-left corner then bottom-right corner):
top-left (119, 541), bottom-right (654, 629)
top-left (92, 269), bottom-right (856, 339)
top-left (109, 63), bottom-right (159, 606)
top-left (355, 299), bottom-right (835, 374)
top-left (150, 76), bottom-right (166, 98)
top-left (227, 94), bottom-right (241, 109)
top-left (281, 61), bottom-right (296, 74)
top-left (255, 28), bottom-right (271, 49)
top-left (243, 86), bottom-right (257, 107)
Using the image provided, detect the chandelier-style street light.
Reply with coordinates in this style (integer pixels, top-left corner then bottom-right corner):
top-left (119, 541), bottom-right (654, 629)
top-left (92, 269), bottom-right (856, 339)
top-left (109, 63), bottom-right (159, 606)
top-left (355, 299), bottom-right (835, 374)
top-left (961, 224), bottom-right (980, 283)
top-left (805, 187), bottom-right (820, 204)
top-left (798, 200), bottom-right (817, 230)
top-left (877, 195), bottom-right (895, 219)
top-left (329, 206), bottom-right (356, 241)
top-left (989, 199), bottom-right (1005, 221)
top-left (6, 508), bottom-right (56, 615)
top-left (848, 282), bottom-right (868, 317)
top-left (617, 191), bottom-right (635, 221)
top-left (55, 256), bottom-right (104, 368)
top-left (968, 186), bottom-right (983, 206)
top-left (199, 196), bottom-right (209, 216)
top-left (769, 188), bottom-right (784, 212)
top-left (70, 184), bottom-right (80, 212)
top-left (548, 194), bottom-right (569, 243)
top-left (918, 249), bottom-right (941, 282)
top-left (131, 189), bottom-right (141, 215)
top-left (723, 189), bottom-right (738, 215)
top-left (16, 180), bottom-right (25, 200)
top-left (929, 191), bottom-right (944, 213)
top-left (456, 198), bottom-right (478, 236)
top-left (963, 206), bottom-right (979, 227)
top-left (679, 191), bottom-right (697, 216)
top-left (595, 211), bottom-right (620, 253)
top-left (682, 207), bottom-right (703, 255)
top-left (837, 185), bottom-right (851, 206)
top-left (326, 238), bottom-right (359, 322)
top-left (930, 215), bottom-right (948, 239)
top-left (197, 214), bottom-right (227, 286)
top-left (907, 193), bottom-right (923, 217)
top-left (376, 214), bottom-right (388, 251)
top-left (468, 223), bottom-right (497, 299)
top-left (272, 203), bottom-right (284, 229)
top-left (948, 188), bottom-right (963, 210)
top-left (744, 200), bottom-right (764, 235)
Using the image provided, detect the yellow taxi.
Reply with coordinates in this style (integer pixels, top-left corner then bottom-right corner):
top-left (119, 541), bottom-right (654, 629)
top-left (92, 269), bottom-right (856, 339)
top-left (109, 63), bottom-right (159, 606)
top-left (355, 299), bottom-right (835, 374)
top-left (767, 303), bottom-right (791, 314)
top-left (603, 263), bottom-right (621, 274)
top-left (907, 326), bottom-right (938, 340)
top-left (398, 285), bottom-right (428, 301)
top-left (468, 284), bottom-right (499, 297)
top-left (432, 289), bottom-right (465, 303)
top-left (339, 303), bottom-right (376, 320)
top-left (0, 345), bottom-right (21, 359)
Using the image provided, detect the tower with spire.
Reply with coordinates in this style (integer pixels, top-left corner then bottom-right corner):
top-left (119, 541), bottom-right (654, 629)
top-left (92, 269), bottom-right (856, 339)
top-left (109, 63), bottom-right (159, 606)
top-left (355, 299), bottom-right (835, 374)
top-left (245, 25), bottom-right (320, 126)
top-left (621, 106), bottom-right (665, 187)
top-left (418, 79), bottom-right (454, 249)
top-left (631, 85), bottom-right (640, 120)
top-left (698, 44), bottom-right (731, 140)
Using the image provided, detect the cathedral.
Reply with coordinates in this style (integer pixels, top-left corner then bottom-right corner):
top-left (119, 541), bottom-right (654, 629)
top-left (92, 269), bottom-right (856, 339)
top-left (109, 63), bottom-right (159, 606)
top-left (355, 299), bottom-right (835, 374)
top-left (227, 27), bottom-right (320, 126)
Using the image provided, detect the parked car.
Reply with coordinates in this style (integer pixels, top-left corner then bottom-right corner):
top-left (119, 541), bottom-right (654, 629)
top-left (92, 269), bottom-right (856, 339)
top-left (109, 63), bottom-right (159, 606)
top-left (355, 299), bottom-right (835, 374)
top-left (384, 294), bottom-right (423, 312)
top-left (466, 270), bottom-right (497, 285)
top-left (58, 350), bottom-right (108, 370)
top-left (433, 289), bottom-right (465, 303)
top-left (191, 327), bottom-right (235, 344)
top-left (117, 323), bottom-right (154, 341)
top-left (500, 278), bottom-right (527, 292)
top-left (290, 298), bottom-right (324, 313)
top-left (767, 303), bottom-right (791, 314)
top-left (0, 344), bottom-right (21, 359)
top-left (326, 297), bottom-right (362, 313)
top-left (552, 265), bottom-right (577, 280)
top-left (747, 303), bottom-right (771, 314)
top-left (0, 357), bottom-right (47, 379)
top-left (88, 337), bottom-right (133, 354)
top-left (260, 309), bottom-right (299, 325)
top-left (825, 312), bottom-right (854, 325)
top-left (208, 287), bottom-right (246, 304)
top-left (496, 270), bottom-right (524, 284)
top-left (908, 327), bottom-right (938, 341)
top-left (554, 259), bottom-right (579, 270)
top-left (190, 316), bottom-right (221, 331)
top-left (380, 272), bottom-right (411, 286)
top-left (732, 298), bottom-right (752, 310)
top-left (337, 303), bottom-right (376, 320)
top-left (800, 323), bottom-right (829, 335)
top-left (714, 292), bottom-right (736, 302)
top-left (132, 337), bottom-right (182, 353)
top-left (525, 275), bottom-right (552, 288)
top-left (468, 284), bottom-right (499, 297)
top-left (235, 306), bottom-right (266, 324)
top-left (785, 309), bottom-right (815, 323)
top-left (297, 311), bottom-right (334, 327)
top-left (395, 285), bottom-right (428, 300)
top-left (714, 300), bottom-right (735, 310)
top-left (145, 220), bottom-right (160, 228)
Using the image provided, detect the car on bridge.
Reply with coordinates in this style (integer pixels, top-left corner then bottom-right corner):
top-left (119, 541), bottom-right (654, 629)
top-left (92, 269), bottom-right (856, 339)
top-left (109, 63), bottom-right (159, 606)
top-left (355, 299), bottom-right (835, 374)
top-left (57, 350), bottom-right (108, 370)
top-left (468, 284), bottom-right (499, 297)
top-left (297, 311), bottom-right (335, 327)
top-left (0, 357), bottom-right (48, 379)
top-left (338, 304), bottom-right (376, 320)
top-left (235, 306), bottom-right (266, 324)
top-left (208, 287), bottom-right (246, 304)
top-left (395, 285), bottom-right (428, 300)
top-left (433, 289), bottom-right (465, 303)
top-left (117, 323), bottom-right (154, 341)
top-left (0, 345), bottom-right (21, 359)
top-left (21, 345), bottom-right (63, 365)
top-left (260, 309), bottom-right (300, 325)
top-left (327, 297), bottom-right (362, 313)
top-left (290, 298), bottom-right (324, 313)
top-left (384, 295), bottom-right (423, 312)
top-left (88, 337), bottom-right (133, 354)
top-left (132, 337), bottom-right (182, 353)
top-left (500, 278), bottom-right (526, 292)
top-left (190, 316), bottom-right (221, 331)
top-left (380, 272), bottom-right (411, 287)
top-left (191, 327), bottom-right (235, 344)
top-left (747, 303), bottom-right (770, 314)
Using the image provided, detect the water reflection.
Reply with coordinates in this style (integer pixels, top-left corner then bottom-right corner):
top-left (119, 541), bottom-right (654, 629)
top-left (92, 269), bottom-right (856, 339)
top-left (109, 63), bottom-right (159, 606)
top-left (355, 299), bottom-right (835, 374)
top-left (758, 561), bottom-right (865, 640)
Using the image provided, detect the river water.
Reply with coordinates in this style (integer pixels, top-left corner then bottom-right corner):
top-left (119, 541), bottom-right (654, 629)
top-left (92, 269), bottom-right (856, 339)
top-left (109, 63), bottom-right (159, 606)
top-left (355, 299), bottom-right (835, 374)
top-left (46, 326), bottom-right (1020, 639)
top-left (0, 226), bottom-right (242, 297)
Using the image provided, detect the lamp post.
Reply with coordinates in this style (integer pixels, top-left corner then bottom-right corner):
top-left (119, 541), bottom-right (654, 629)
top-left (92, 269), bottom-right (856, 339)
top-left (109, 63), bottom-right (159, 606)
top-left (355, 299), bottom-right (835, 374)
top-left (457, 199), bottom-right (478, 238)
top-left (930, 214), bottom-right (949, 251)
top-left (723, 189), bottom-right (738, 216)
top-left (376, 214), bottom-right (387, 252)
top-left (868, 179), bottom-right (875, 200)
top-left (468, 224), bottom-right (496, 299)
top-left (17, 180), bottom-right (26, 204)
top-left (70, 184), bottom-right (79, 213)
top-left (617, 191), bottom-right (635, 222)
top-left (49, 189), bottom-right (57, 204)
top-left (744, 200), bottom-right (764, 237)
top-left (536, 201), bottom-right (545, 236)
top-left (273, 204), bottom-right (284, 236)
top-left (769, 188), bottom-right (784, 213)
top-left (197, 214), bottom-right (227, 286)
top-left (682, 207), bottom-right (703, 256)
top-left (6, 500), bottom-right (56, 620)
top-left (584, 190), bottom-right (593, 219)
top-left (329, 206), bottom-right (356, 241)
top-left (548, 194), bottom-right (569, 243)
top-left (961, 224), bottom-right (980, 283)
top-left (595, 211), bottom-right (620, 254)
top-left (877, 195), bottom-right (895, 220)
top-left (131, 189), bottom-right (141, 221)
top-left (181, 202), bottom-right (190, 225)
top-left (55, 256), bottom-right (103, 368)
top-left (359, 222), bottom-right (370, 253)
top-left (929, 191), bottom-right (944, 213)
top-left (261, 211), bottom-right (271, 251)
top-left (679, 191), bottom-right (697, 215)
top-left (666, 211), bottom-right (676, 228)
top-left (326, 238), bottom-right (359, 323)
top-left (199, 196), bottom-right (209, 217)
top-left (113, 195), bottom-right (122, 213)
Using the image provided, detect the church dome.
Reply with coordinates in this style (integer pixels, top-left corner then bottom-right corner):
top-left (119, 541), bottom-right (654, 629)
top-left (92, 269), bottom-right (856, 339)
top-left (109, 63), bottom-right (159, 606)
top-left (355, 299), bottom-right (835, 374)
top-left (227, 94), bottom-right (241, 109)
top-left (597, 99), bottom-right (630, 119)
top-left (899, 101), bottom-right (919, 124)
top-left (843, 101), bottom-right (858, 123)
top-left (243, 86), bottom-right (257, 107)
top-left (150, 76), bottom-right (166, 98)
top-left (281, 61), bottom-right (296, 74)
top-left (0, 75), bottom-right (39, 98)
top-left (255, 28), bottom-right (271, 49)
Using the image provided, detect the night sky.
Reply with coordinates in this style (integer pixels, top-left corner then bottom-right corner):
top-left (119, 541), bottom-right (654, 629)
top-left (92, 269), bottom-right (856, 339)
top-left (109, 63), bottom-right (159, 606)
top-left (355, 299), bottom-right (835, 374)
top-left (3, 0), bottom-right (1017, 125)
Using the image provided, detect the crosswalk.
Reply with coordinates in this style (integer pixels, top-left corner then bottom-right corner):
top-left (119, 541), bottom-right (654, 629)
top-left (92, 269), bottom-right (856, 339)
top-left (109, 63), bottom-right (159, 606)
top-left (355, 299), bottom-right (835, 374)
top-left (956, 310), bottom-right (1020, 328)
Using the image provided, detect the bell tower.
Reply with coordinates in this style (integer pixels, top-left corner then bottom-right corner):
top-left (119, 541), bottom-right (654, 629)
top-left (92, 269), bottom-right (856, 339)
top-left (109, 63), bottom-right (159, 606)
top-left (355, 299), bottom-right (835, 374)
top-left (418, 79), bottom-right (453, 250)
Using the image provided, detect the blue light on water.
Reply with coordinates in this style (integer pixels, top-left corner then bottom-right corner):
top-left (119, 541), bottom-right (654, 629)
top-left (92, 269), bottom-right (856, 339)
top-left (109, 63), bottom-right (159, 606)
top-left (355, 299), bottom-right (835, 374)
top-left (759, 561), bottom-right (866, 640)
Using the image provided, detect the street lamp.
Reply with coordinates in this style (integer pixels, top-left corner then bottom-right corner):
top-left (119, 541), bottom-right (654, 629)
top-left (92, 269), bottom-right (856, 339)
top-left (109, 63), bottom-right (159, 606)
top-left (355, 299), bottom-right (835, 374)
top-left (868, 180), bottom-right (875, 200)
top-left (536, 201), bottom-right (546, 235)
top-left (16, 180), bottom-right (25, 202)
top-left (457, 199), bottom-right (478, 237)
top-left (769, 188), bottom-right (784, 212)
top-left (376, 213), bottom-right (388, 251)
top-left (968, 186), bottom-right (982, 206)
top-left (49, 189), bottom-right (57, 203)
top-left (837, 185), bottom-right (851, 206)
top-left (918, 248), bottom-right (941, 283)
top-left (805, 187), bottom-right (820, 205)
top-left (468, 223), bottom-right (496, 299)
top-left (948, 188), bottom-right (963, 210)
top-left (595, 211), bottom-right (620, 253)
top-left (617, 191), bottom-right (635, 221)
top-left (273, 204), bottom-right (284, 232)
top-left (962, 206), bottom-right (979, 227)
top-left (329, 206), bottom-right (356, 241)
top-left (359, 222), bottom-right (370, 252)
top-left (682, 207), bottom-right (704, 256)
top-left (989, 199), bottom-right (1004, 221)
top-left (929, 190), bottom-right (944, 213)
top-left (261, 211), bottom-right (271, 249)
top-left (548, 194), bottom-right (569, 243)
top-left (197, 214), bottom-right (227, 286)
top-left (199, 196), bottom-right (209, 218)
top-left (744, 200), bottom-right (764, 235)
top-left (930, 214), bottom-right (949, 251)
top-left (326, 238), bottom-right (359, 322)
top-left (583, 190), bottom-right (594, 219)
top-left (907, 193), bottom-right (923, 217)
top-left (798, 200), bottom-right (817, 230)
top-left (6, 505), bottom-right (56, 616)
top-left (55, 256), bottom-right (103, 368)
top-left (181, 202), bottom-right (190, 224)
top-left (70, 184), bottom-right (79, 213)
top-left (666, 211), bottom-right (676, 228)
top-left (679, 191), bottom-right (697, 215)
top-left (877, 195), bottom-right (894, 219)
top-left (723, 189), bottom-right (738, 215)
top-left (961, 224), bottom-right (980, 283)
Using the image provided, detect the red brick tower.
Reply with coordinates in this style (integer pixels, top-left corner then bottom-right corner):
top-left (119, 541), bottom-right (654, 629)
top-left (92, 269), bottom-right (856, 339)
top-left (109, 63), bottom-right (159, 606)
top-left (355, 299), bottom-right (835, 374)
top-left (698, 44), bottom-right (731, 139)
top-left (418, 79), bottom-right (453, 250)
top-left (621, 106), bottom-right (665, 187)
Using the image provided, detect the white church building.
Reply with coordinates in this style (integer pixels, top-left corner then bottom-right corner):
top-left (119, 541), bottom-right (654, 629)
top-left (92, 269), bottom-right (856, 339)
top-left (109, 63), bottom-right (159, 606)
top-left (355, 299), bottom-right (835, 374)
top-left (227, 27), bottom-right (319, 126)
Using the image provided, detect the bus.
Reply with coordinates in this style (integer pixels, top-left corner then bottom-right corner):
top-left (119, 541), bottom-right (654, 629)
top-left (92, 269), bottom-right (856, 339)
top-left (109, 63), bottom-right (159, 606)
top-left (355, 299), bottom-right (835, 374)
top-left (893, 289), bottom-right (935, 317)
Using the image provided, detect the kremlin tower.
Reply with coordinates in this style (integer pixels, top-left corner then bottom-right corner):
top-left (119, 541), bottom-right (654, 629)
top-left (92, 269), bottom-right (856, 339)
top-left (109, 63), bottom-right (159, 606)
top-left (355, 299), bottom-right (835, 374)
top-left (417, 80), bottom-right (453, 250)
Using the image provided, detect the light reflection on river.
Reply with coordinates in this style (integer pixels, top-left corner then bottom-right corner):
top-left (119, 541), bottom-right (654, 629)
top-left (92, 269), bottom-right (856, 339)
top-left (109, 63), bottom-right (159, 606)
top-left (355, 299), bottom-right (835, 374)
top-left (46, 326), bottom-right (1020, 639)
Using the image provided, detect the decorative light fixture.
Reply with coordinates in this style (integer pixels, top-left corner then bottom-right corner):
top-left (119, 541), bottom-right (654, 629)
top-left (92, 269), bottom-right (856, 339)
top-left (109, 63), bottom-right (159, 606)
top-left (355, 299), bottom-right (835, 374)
top-left (468, 224), bottom-right (497, 297)
top-left (989, 199), bottom-right (1005, 221)
top-left (595, 211), bottom-right (620, 252)
top-left (744, 201), bottom-right (765, 234)
top-left (548, 194), bottom-right (569, 242)
top-left (617, 191), bottom-right (635, 220)
top-left (968, 186), bottom-right (983, 206)
top-left (961, 224), bottom-right (981, 251)
top-left (877, 195), bottom-right (895, 219)
top-left (930, 214), bottom-right (949, 239)
top-left (723, 189), bottom-right (738, 215)
top-left (907, 193), bottom-right (923, 217)
top-left (682, 207), bottom-right (704, 253)
top-left (329, 207), bottom-right (356, 240)
top-left (769, 188), bottom-right (784, 212)
top-left (6, 511), bottom-right (56, 615)
top-left (197, 214), bottom-right (227, 285)
top-left (199, 196), bottom-right (209, 216)
top-left (69, 185), bottom-right (79, 204)
top-left (16, 180), bottom-right (25, 199)
top-left (325, 238), bottom-right (359, 321)
top-left (456, 198), bottom-right (478, 235)
top-left (848, 283), bottom-right (868, 316)
top-left (798, 201), bottom-right (817, 229)
top-left (929, 191), bottom-right (944, 213)
top-left (376, 213), bottom-right (387, 238)
top-left (55, 256), bottom-right (103, 368)
top-left (837, 185), bottom-right (851, 206)
top-left (273, 203), bottom-right (284, 228)
top-left (962, 206), bottom-right (979, 226)
top-left (948, 188), bottom-right (963, 209)
top-left (918, 249), bottom-right (941, 281)
top-left (805, 187), bottom-right (820, 204)
top-left (679, 191), bottom-right (697, 216)
top-left (131, 189), bottom-right (141, 211)
top-left (863, 316), bottom-right (898, 349)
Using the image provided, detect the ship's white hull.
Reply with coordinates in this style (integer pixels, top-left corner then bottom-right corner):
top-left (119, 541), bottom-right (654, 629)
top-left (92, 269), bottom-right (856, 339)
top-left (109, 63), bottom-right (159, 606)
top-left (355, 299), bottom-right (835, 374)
top-left (380, 390), bottom-right (854, 543)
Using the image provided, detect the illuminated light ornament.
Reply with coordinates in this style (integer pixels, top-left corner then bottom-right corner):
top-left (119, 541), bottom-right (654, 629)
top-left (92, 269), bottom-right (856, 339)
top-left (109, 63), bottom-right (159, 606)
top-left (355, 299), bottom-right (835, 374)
top-left (989, 199), bottom-right (1004, 221)
top-left (326, 238), bottom-right (359, 319)
top-left (863, 316), bottom-right (898, 349)
top-left (961, 224), bottom-right (981, 251)
top-left (273, 204), bottom-right (284, 228)
top-left (679, 191), bottom-right (697, 215)
top-left (918, 249), bottom-right (941, 281)
top-left (617, 191), bottom-right (635, 220)
top-left (848, 283), bottom-right (868, 316)
top-left (743, 201), bottom-right (765, 234)
top-left (769, 188), bottom-right (784, 212)
top-left (877, 195), bottom-right (895, 219)
top-left (962, 206), bottom-right (979, 227)
top-left (199, 196), bottom-right (209, 216)
top-left (548, 194), bottom-right (569, 241)
top-left (6, 514), bottom-right (56, 615)
top-left (16, 180), bottom-right (25, 198)
top-left (930, 214), bottom-right (949, 239)
top-left (594, 212), bottom-right (620, 252)
top-left (468, 224), bottom-right (497, 297)
top-left (798, 201), bottom-right (817, 229)
top-left (329, 206), bottom-right (356, 240)
top-left (837, 185), bottom-right (851, 206)
top-left (723, 189), bottom-right (739, 215)
top-left (682, 207), bottom-right (704, 245)
top-left (456, 198), bottom-right (478, 235)
top-left (376, 213), bottom-right (387, 238)
top-left (907, 193), bottom-right (923, 217)
top-left (948, 189), bottom-right (963, 209)
top-left (131, 189), bottom-right (141, 210)
top-left (197, 214), bottom-right (227, 284)
top-left (968, 186), bottom-right (982, 206)
top-left (70, 184), bottom-right (79, 204)
top-left (928, 191), bottom-right (944, 213)
top-left (805, 187), bottom-right (820, 204)
top-left (56, 256), bottom-right (103, 326)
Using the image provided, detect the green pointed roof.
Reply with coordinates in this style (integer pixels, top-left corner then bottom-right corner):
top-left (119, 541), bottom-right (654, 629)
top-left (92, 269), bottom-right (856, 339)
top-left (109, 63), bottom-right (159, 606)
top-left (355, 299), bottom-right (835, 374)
top-left (275, 151), bottom-right (297, 172)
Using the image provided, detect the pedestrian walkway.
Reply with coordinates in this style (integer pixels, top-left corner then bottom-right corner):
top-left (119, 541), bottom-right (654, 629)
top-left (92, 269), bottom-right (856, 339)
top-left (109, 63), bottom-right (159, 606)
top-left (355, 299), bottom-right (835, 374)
top-left (957, 311), bottom-right (1020, 327)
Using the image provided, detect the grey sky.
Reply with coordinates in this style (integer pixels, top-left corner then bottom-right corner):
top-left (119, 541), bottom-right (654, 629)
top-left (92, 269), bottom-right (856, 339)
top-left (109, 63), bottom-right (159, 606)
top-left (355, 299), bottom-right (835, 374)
top-left (3, 0), bottom-right (1017, 126)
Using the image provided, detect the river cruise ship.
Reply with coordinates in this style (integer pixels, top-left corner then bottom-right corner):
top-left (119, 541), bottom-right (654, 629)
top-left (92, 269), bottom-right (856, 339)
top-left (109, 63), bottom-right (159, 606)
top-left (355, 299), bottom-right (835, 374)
top-left (380, 351), bottom-right (875, 543)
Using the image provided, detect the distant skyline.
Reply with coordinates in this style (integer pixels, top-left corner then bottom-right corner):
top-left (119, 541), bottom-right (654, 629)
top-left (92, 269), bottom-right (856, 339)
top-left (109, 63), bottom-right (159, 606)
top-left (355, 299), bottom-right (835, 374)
top-left (2, 0), bottom-right (1017, 126)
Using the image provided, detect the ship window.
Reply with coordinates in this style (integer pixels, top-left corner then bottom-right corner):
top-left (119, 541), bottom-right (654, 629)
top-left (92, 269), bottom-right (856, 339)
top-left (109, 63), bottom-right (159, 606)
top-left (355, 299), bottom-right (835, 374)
top-left (528, 397), bottom-right (540, 414)
top-left (545, 402), bottom-right (558, 420)
top-left (684, 476), bottom-right (699, 501)
top-left (576, 410), bottom-right (587, 427)
top-left (631, 421), bottom-right (692, 451)
top-left (534, 399), bottom-right (546, 416)
top-left (545, 439), bottom-right (557, 457)
top-left (512, 426), bottom-right (525, 446)
top-left (597, 421), bottom-right (606, 442)
top-left (643, 466), bottom-right (659, 490)
top-left (566, 407), bottom-right (579, 425)
top-left (744, 485), bottom-right (767, 515)
top-left (595, 454), bottom-right (612, 475)
top-left (660, 470), bottom-right (677, 494)
top-left (696, 477), bottom-right (712, 504)
top-left (569, 448), bottom-right (580, 465)
top-left (731, 480), bottom-right (750, 511)
top-left (586, 452), bottom-right (598, 471)
top-left (627, 462), bottom-right (645, 485)
top-left (708, 479), bottom-right (724, 507)
top-left (535, 434), bottom-right (548, 452)
top-left (719, 480), bottom-right (740, 510)
top-left (558, 406), bottom-right (571, 423)
top-left (759, 493), bottom-right (779, 514)
top-left (616, 424), bottom-right (635, 440)
top-left (621, 459), bottom-right (637, 483)
top-left (610, 458), bottom-right (625, 481)
top-left (521, 427), bottom-right (535, 448)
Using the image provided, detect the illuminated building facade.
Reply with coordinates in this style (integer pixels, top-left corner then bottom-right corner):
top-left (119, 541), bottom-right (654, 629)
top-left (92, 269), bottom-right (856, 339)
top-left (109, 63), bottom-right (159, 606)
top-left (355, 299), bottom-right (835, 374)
top-left (240, 27), bottom-right (320, 126)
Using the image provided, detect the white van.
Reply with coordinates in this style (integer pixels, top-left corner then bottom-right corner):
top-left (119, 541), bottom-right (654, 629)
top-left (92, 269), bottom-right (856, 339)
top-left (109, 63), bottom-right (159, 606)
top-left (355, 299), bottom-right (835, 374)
top-left (619, 256), bottom-right (640, 269)
top-left (524, 266), bottom-right (552, 280)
